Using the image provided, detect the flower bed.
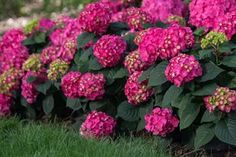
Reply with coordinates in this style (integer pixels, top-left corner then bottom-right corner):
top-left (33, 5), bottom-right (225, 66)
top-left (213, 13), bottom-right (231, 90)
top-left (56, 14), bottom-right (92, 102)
top-left (1, 0), bottom-right (236, 150)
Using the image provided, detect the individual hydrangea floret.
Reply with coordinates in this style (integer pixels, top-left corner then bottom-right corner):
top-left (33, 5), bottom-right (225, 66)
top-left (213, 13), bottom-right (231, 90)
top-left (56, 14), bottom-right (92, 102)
top-left (0, 94), bottom-right (12, 117)
top-left (61, 71), bottom-right (82, 98)
top-left (134, 30), bottom-right (148, 46)
top-left (201, 31), bottom-right (228, 49)
top-left (145, 107), bottom-right (179, 136)
top-left (23, 54), bottom-right (42, 72)
top-left (47, 59), bottom-right (69, 81)
top-left (94, 35), bottom-right (127, 67)
top-left (141, 0), bottom-right (186, 22)
top-left (21, 69), bottom-right (47, 104)
top-left (78, 73), bottom-right (106, 101)
top-left (124, 71), bottom-right (153, 105)
top-left (0, 68), bottom-right (23, 94)
top-left (125, 7), bottom-right (154, 30)
top-left (78, 2), bottom-right (112, 34)
top-left (165, 54), bottom-right (202, 87)
top-left (204, 87), bottom-right (236, 113)
top-left (124, 50), bottom-right (150, 74)
top-left (80, 111), bottom-right (116, 138)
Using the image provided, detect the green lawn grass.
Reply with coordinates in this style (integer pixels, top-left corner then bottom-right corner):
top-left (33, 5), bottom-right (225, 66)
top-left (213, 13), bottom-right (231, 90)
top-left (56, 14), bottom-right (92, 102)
top-left (0, 118), bottom-right (171, 157)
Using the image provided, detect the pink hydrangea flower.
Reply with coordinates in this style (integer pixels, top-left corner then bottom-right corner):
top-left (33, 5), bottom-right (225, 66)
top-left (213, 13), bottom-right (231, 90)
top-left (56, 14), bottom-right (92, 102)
top-left (165, 54), bottom-right (202, 87)
top-left (100, 0), bottom-right (122, 13)
top-left (0, 28), bottom-right (26, 52)
top-left (124, 51), bottom-right (150, 74)
top-left (134, 30), bottom-right (148, 46)
top-left (0, 94), bottom-right (12, 117)
top-left (94, 35), bottom-right (126, 67)
top-left (124, 71), bottom-right (153, 105)
top-left (141, 0), bottom-right (186, 22)
top-left (57, 38), bottom-right (77, 63)
top-left (125, 7), bottom-right (154, 30)
top-left (78, 2), bottom-right (112, 34)
top-left (158, 24), bottom-right (194, 60)
top-left (78, 73), bottom-right (106, 101)
top-left (189, 0), bottom-right (236, 39)
top-left (49, 28), bottom-right (65, 46)
top-left (21, 69), bottom-right (47, 104)
top-left (145, 107), bottom-right (179, 136)
top-left (204, 87), bottom-right (236, 113)
top-left (111, 11), bottom-right (127, 23)
top-left (61, 71), bottom-right (82, 98)
top-left (38, 18), bottom-right (56, 31)
top-left (138, 28), bottom-right (164, 65)
top-left (80, 111), bottom-right (116, 138)
top-left (40, 45), bottom-right (60, 64)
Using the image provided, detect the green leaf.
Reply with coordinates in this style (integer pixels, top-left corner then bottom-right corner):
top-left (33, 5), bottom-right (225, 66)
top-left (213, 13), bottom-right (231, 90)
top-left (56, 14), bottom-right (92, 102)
top-left (27, 76), bottom-right (37, 83)
top-left (36, 81), bottom-right (52, 95)
top-left (148, 61), bottom-right (168, 87)
top-left (198, 49), bottom-right (213, 59)
top-left (66, 98), bottom-right (81, 110)
top-left (155, 21), bottom-right (169, 28)
top-left (162, 85), bottom-right (183, 107)
top-left (89, 100), bottom-right (108, 110)
top-left (194, 28), bottom-right (205, 36)
top-left (139, 66), bottom-right (154, 82)
top-left (42, 95), bottom-right (54, 114)
top-left (199, 62), bottom-right (224, 82)
top-left (124, 33), bottom-right (137, 51)
top-left (179, 100), bottom-right (200, 130)
top-left (113, 68), bottom-right (128, 79)
top-left (117, 101), bottom-right (140, 122)
top-left (89, 58), bottom-right (103, 70)
top-left (77, 32), bottom-right (96, 48)
top-left (192, 83), bottom-right (217, 96)
top-left (222, 55), bottom-right (236, 68)
top-left (194, 124), bottom-right (215, 149)
top-left (215, 119), bottom-right (236, 146)
top-left (201, 110), bottom-right (219, 123)
top-left (137, 118), bottom-right (145, 131)
top-left (34, 32), bottom-right (46, 44)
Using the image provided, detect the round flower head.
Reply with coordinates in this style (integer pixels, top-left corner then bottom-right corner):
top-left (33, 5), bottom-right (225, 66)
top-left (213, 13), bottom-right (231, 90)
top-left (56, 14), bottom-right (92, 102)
top-left (201, 31), bottom-right (228, 49)
top-left (145, 107), bottom-right (179, 136)
top-left (23, 54), bottom-right (42, 72)
top-left (138, 28), bottom-right (164, 65)
top-left (204, 87), bottom-right (236, 113)
top-left (94, 35), bottom-right (127, 67)
top-left (189, 0), bottom-right (236, 39)
top-left (78, 2), bottom-right (112, 34)
top-left (47, 59), bottom-right (69, 81)
top-left (80, 111), bottom-right (116, 138)
top-left (38, 18), bottom-right (55, 31)
top-left (124, 51), bottom-right (150, 74)
top-left (141, 0), bottom-right (186, 22)
top-left (124, 71), bottom-right (153, 105)
top-left (21, 69), bottom-right (47, 104)
top-left (165, 54), bottom-right (202, 87)
top-left (111, 11), bottom-right (127, 23)
top-left (158, 24), bottom-right (194, 60)
top-left (0, 94), bottom-right (12, 117)
top-left (78, 73), bottom-right (106, 101)
top-left (61, 71), bottom-right (82, 98)
top-left (40, 46), bottom-right (60, 64)
top-left (0, 68), bottom-right (23, 94)
top-left (125, 7), bottom-right (154, 30)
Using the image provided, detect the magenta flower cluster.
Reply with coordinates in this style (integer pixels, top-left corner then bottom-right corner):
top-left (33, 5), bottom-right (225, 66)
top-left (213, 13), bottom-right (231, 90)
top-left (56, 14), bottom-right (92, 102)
top-left (141, 0), bottom-right (186, 22)
top-left (80, 111), bottom-right (116, 138)
top-left (165, 54), bottom-right (202, 87)
top-left (139, 24), bottom-right (194, 64)
top-left (62, 72), bottom-right (105, 101)
top-left (78, 2), bottom-right (112, 34)
top-left (189, 0), bottom-right (236, 39)
top-left (145, 107), bottom-right (179, 136)
top-left (204, 87), bottom-right (236, 113)
top-left (124, 71), bottom-right (153, 105)
top-left (94, 35), bottom-right (127, 67)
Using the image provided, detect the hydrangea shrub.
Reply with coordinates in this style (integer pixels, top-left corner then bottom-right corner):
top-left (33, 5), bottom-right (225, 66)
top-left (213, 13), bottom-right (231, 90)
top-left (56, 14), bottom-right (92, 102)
top-left (1, 0), bottom-right (236, 150)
